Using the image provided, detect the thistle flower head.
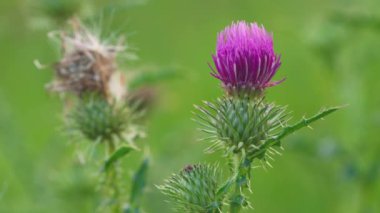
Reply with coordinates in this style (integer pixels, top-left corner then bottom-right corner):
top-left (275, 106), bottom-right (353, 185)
top-left (46, 18), bottom-right (128, 100)
top-left (158, 164), bottom-right (223, 213)
top-left (68, 95), bottom-right (132, 142)
top-left (211, 21), bottom-right (283, 97)
top-left (195, 97), bottom-right (287, 158)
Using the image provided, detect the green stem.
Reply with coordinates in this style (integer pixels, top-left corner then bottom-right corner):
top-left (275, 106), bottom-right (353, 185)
top-left (229, 156), bottom-right (252, 213)
top-left (106, 140), bottom-right (121, 213)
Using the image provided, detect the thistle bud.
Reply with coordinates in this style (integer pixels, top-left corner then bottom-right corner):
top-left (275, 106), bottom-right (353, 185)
top-left (68, 95), bottom-right (131, 142)
top-left (158, 164), bottom-right (223, 213)
top-left (195, 97), bottom-right (287, 158)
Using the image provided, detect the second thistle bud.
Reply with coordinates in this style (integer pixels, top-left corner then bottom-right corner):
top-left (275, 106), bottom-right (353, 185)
top-left (158, 164), bottom-right (223, 213)
top-left (195, 97), bottom-right (287, 158)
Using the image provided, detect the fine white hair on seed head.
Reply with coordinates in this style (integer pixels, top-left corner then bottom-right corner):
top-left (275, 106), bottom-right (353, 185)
top-left (43, 18), bottom-right (130, 101)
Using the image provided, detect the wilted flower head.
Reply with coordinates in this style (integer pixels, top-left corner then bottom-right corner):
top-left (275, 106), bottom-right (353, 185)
top-left (158, 164), bottom-right (224, 213)
top-left (211, 21), bottom-right (283, 97)
top-left (45, 18), bottom-right (128, 101)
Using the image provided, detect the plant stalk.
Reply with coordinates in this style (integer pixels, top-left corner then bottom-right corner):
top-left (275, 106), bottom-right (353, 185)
top-left (229, 156), bottom-right (252, 213)
top-left (106, 139), bottom-right (121, 213)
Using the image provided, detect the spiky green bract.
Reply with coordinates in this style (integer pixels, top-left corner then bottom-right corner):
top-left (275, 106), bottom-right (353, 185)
top-left (68, 95), bottom-right (131, 142)
top-left (195, 96), bottom-right (287, 158)
top-left (158, 164), bottom-right (224, 213)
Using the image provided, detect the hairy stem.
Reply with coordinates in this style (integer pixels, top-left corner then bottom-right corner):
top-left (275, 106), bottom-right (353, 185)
top-left (106, 139), bottom-right (121, 212)
top-left (229, 156), bottom-right (252, 213)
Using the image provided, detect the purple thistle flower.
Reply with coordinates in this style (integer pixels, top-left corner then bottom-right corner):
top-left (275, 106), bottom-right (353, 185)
top-left (210, 21), bottom-right (283, 96)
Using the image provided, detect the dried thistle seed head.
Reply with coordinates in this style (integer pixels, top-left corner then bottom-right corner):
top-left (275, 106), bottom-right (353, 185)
top-left (158, 164), bottom-right (223, 213)
top-left (195, 97), bottom-right (288, 158)
top-left (68, 95), bottom-right (131, 142)
top-left (46, 18), bottom-right (127, 100)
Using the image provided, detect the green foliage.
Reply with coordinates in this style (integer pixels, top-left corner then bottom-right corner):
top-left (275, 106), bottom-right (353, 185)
top-left (103, 146), bottom-right (133, 172)
top-left (196, 96), bottom-right (341, 162)
top-left (68, 95), bottom-right (131, 142)
top-left (120, 158), bottom-right (149, 212)
top-left (225, 106), bottom-right (342, 212)
top-left (216, 178), bottom-right (234, 199)
top-left (248, 106), bottom-right (342, 160)
top-left (130, 158), bottom-right (149, 206)
top-left (158, 164), bottom-right (224, 213)
top-left (3, 0), bottom-right (378, 212)
top-left (195, 96), bottom-right (341, 212)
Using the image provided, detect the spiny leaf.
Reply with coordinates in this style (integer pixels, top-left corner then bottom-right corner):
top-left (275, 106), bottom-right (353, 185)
top-left (277, 106), bottom-right (343, 140)
top-left (103, 146), bottom-right (133, 172)
top-left (249, 106), bottom-right (343, 159)
top-left (130, 158), bottom-right (149, 205)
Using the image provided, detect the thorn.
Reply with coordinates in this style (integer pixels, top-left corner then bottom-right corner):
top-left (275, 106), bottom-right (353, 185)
top-left (249, 144), bottom-right (260, 150)
top-left (266, 160), bottom-right (273, 168)
top-left (269, 147), bottom-right (282, 156)
top-left (267, 149), bottom-right (275, 155)
top-left (247, 181), bottom-right (253, 193)
top-left (260, 161), bottom-right (268, 172)
top-left (307, 125), bottom-right (313, 130)
top-left (266, 154), bottom-right (275, 161)
top-left (33, 60), bottom-right (48, 69)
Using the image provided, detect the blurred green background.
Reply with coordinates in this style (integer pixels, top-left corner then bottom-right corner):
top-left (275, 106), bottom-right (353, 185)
top-left (1, 0), bottom-right (380, 212)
